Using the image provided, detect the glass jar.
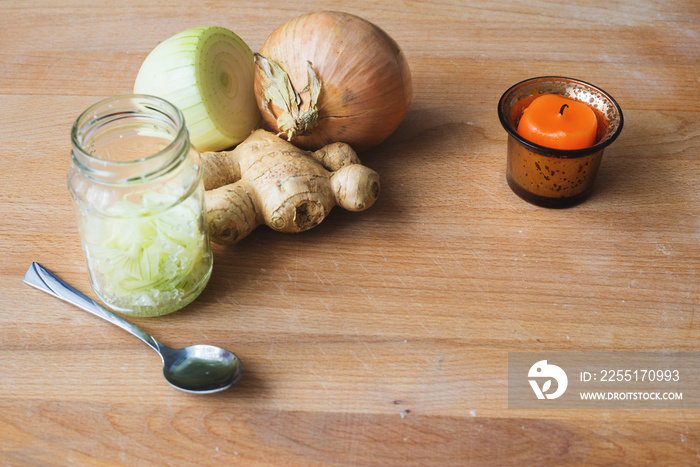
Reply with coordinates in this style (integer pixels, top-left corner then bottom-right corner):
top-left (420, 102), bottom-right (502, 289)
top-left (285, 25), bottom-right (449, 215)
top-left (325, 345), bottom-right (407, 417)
top-left (68, 95), bottom-right (213, 317)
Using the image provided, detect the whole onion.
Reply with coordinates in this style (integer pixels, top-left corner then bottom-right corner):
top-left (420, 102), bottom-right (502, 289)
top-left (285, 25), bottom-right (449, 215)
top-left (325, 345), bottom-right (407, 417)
top-left (254, 11), bottom-right (413, 152)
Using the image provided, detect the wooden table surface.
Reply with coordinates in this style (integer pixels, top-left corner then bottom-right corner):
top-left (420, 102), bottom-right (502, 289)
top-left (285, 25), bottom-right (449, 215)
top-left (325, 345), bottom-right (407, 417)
top-left (1, 0), bottom-right (698, 465)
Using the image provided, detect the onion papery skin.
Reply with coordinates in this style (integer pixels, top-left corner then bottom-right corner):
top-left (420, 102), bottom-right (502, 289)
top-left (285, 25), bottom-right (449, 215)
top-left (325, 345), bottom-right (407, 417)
top-left (254, 11), bottom-right (412, 152)
top-left (135, 26), bottom-right (261, 153)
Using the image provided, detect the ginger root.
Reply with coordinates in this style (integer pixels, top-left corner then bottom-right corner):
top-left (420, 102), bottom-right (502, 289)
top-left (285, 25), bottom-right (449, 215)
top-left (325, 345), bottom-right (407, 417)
top-left (200, 129), bottom-right (380, 244)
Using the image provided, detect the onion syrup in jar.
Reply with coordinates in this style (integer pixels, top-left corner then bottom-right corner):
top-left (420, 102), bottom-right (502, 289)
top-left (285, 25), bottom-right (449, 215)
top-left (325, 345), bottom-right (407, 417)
top-left (68, 95), bottom-right (213, 317)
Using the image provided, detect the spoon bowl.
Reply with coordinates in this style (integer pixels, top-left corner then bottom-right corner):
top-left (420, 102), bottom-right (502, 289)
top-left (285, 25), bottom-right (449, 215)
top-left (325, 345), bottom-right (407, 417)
top-left (24, 262), bottom-right (242, 394)
top-left (159, 343), bottom-right (242, 394)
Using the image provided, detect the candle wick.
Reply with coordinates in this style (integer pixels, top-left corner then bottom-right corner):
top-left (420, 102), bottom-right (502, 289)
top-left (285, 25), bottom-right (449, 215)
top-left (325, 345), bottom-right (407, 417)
top-left (559, 104), bottom-right (569, 115)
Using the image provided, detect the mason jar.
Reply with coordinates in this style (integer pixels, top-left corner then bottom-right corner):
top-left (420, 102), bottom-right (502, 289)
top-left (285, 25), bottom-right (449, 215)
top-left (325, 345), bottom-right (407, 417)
top-left (68, 95), bottom-right (213, 317)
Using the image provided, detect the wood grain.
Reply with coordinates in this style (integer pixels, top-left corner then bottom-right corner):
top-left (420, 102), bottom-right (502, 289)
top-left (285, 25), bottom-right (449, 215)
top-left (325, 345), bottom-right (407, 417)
top-left (1, 0), bottom-right (698, 465)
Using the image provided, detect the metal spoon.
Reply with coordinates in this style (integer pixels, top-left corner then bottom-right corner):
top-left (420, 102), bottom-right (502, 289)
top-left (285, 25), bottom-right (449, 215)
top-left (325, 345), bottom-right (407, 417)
top-left (23, 262), bottom-right (242, 394)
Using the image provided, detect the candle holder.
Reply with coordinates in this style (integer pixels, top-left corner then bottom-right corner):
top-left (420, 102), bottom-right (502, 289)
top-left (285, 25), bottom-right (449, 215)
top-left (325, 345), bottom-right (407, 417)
top-left (498, 76), bottom-right (623, 208)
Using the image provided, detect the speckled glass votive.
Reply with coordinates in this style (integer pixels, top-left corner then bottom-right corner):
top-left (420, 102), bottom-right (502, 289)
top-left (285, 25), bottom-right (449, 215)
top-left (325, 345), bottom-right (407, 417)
top-left (498, 77), bottom-right (623, 208)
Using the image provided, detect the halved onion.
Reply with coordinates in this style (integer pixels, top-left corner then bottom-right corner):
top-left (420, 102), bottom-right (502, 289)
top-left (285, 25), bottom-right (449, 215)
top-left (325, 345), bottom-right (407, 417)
top-left (134, 26), bottom-right (261, 152)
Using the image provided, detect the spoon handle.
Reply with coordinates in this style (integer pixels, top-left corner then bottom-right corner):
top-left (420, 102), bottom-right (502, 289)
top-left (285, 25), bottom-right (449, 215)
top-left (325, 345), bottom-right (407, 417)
top-left (23, 262), bottom-right (159, 352)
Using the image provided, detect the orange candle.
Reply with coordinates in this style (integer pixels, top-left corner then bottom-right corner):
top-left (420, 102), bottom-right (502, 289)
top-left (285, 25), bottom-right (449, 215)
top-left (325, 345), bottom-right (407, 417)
top-left (517, 94), bottom-right (598, 150)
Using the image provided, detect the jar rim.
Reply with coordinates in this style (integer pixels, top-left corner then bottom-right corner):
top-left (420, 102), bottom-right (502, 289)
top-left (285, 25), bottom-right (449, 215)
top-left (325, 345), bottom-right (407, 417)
top-left (70, 94), bottom-right (189, 182)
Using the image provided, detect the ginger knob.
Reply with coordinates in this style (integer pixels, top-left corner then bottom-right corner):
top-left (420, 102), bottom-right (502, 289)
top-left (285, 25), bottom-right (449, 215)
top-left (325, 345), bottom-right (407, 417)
top-left (200, 130), bottom-right (380, 244)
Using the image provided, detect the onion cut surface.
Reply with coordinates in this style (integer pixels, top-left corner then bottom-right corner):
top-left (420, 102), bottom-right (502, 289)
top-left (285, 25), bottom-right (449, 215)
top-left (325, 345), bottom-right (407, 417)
top-left (135, 26), bottom-right (261, 152)
top-left (254, 11), bottom-right (412, 152)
